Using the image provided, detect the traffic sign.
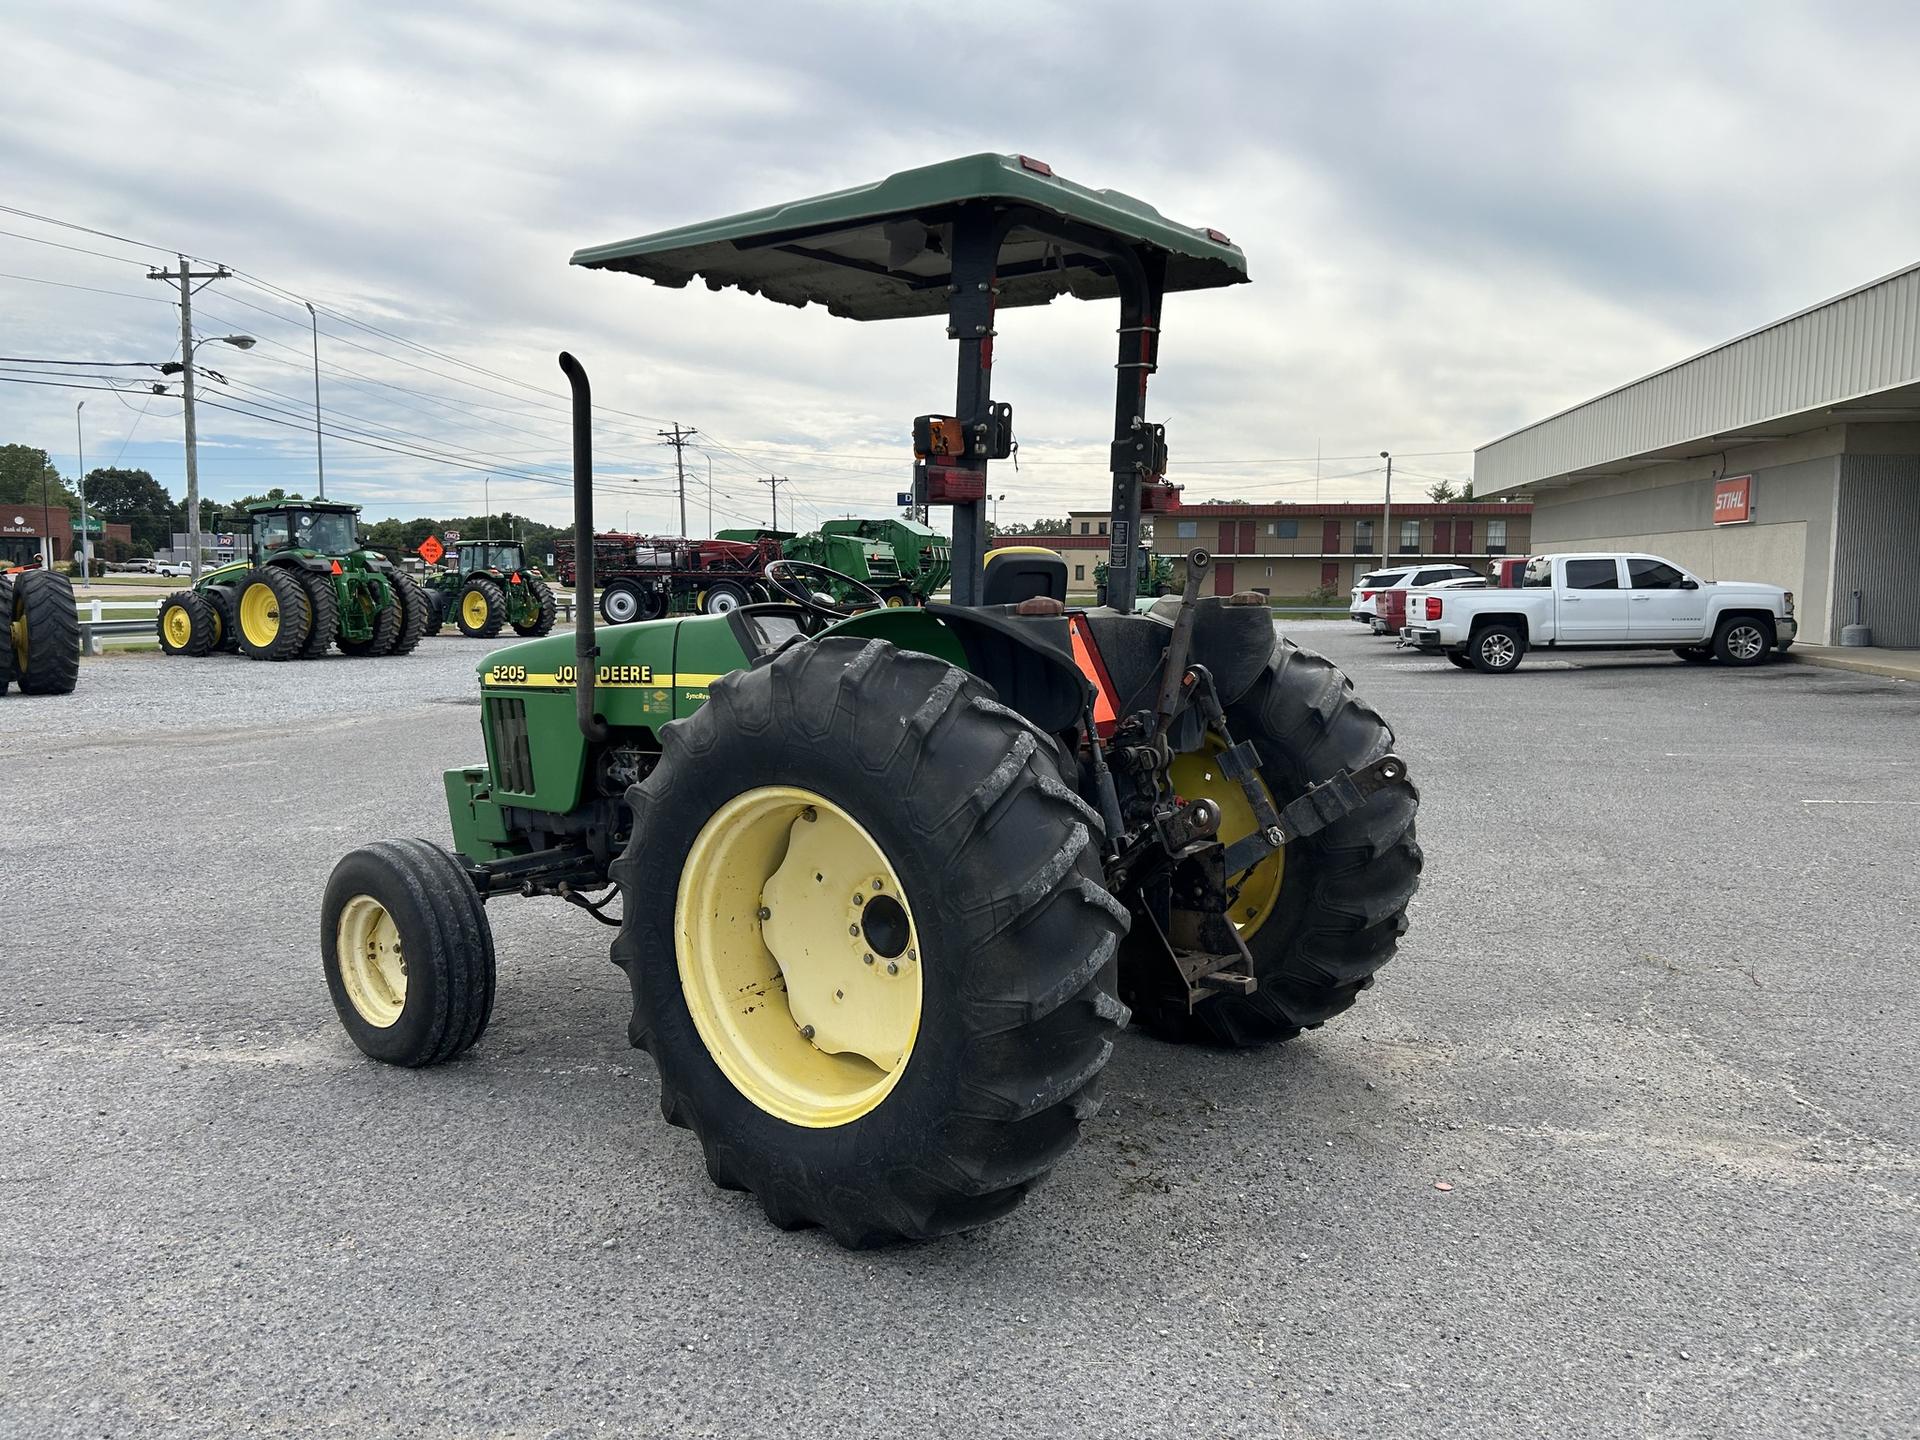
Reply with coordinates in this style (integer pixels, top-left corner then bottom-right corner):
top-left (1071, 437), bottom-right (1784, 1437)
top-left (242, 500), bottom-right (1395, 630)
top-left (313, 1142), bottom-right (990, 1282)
top-left (417, 535), bottom-right (445, 565)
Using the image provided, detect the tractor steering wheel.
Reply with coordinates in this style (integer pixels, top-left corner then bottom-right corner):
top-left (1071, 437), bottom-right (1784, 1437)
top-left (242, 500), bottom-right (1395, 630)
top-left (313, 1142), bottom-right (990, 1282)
top-left (762, 559), bottom-right (884, 625)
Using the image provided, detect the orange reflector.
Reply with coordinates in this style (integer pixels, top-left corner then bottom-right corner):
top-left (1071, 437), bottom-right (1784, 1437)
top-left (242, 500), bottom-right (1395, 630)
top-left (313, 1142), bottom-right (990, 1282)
top-left (1069, 616), bottom-right (1119, 736)
top-left (331, 560), bottom-right (343, 575)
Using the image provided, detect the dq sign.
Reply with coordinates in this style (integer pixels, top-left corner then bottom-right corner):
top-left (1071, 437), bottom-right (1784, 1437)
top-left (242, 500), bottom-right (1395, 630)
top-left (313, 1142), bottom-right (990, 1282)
top-left (1713, 475), bottom-right (1752, 525)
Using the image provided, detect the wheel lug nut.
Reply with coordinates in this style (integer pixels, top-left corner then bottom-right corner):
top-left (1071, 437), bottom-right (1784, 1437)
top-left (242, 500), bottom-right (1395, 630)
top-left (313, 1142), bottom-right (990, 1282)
top-left (756, 906), bottom-right (771, 921)
top-left (872, 879), bottom-right (883, 891)
top-left (800, 1024), bottom-right (815, 1040)
top-left (863, 953), bottom-right (874, 965)
top-left (853, 893), bottom-right (864, 907)
top-left (886, 961), bottom-right (899, 975)
top-left (801, 807), bottom-right (817, 823)
top-left (849, 924), bottom-right (859, 936)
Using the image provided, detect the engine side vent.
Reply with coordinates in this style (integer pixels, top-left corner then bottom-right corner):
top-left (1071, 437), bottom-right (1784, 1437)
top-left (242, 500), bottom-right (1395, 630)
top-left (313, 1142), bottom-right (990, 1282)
top-left (488, 697), bottom-right (536, 794)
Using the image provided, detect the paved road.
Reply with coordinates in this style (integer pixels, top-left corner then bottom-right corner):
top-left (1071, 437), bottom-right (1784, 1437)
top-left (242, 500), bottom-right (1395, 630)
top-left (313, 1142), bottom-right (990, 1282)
top-left (3, 628), bottom-right (1915, 1438)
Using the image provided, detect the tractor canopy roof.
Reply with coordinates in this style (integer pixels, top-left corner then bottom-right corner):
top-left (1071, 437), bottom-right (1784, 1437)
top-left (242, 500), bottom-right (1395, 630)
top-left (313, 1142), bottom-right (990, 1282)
top-left (242, 498), bottom-right (360, 516)
top-left (822, 516), bottom-right (936, 537)
top-left (571, 153), bottom-right (1249, 321)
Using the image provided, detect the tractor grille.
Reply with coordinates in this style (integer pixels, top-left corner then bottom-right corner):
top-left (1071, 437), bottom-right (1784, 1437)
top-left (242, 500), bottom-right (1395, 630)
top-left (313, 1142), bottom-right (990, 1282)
top-left (488, 698), bottom-right (537, 794)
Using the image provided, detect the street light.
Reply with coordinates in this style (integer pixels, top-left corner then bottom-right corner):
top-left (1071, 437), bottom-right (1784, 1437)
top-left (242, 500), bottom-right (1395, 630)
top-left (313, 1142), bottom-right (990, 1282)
top-left (304, 301), bottom-right (325, 499)
top-left (75, 400), bottom-right (89, 581)
top-left (1380, 451), bottom-right (1393, 565)
top-left (990, 492), bottom-right (1006, 532)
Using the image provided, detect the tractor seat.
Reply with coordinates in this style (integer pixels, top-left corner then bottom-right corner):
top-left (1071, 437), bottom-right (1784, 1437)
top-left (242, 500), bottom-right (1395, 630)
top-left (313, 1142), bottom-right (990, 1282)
top-left (982, 547), bottom-right (1068, 606)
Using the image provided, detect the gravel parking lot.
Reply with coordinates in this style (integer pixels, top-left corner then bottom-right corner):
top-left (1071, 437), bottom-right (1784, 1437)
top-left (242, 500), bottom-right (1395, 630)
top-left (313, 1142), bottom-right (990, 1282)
top-left (3, 626), bottom-right (1915, 1438)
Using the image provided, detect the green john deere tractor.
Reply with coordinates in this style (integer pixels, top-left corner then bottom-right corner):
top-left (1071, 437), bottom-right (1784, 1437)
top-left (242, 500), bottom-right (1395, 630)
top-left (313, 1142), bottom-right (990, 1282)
top-left (820, 517), bottom-right (951, 603)
top-left (421, 540), bottom-right (558, 639)
top-left (322, 155), bottom-right (1422, 1246)
top-left (1095, 546), bottom-right (1176, 606)
top-left (0, 567), bottom-right (82, 698)
top-left (156, 500), bottom-right (428, 661)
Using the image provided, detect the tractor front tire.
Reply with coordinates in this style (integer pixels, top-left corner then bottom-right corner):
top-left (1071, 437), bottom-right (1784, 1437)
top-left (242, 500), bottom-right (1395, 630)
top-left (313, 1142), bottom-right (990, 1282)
top-left (296, 571), bottom-right (339, 659)
top-left (700, 580), bottom-right (750, 615)
top-left (204, 587), bottom-right (241, 652)
top-left (421, 589), bottom-right (446, 637)
top-left (11, 570), bottom-right (82, 695)
top-left (386, 572), bottom-right (430, 656)
top-left (157, 590), bottom-right (216, 657)
top-left (322, 839), bottom-right (495, 1067)
top-left (512, 576), bottom-right (557, 637)
top-left (457, 577), bottom-right (508, 638)
top-left (236, 567), bottom-right (310, 661)
top-left (1134, 638), bottom-right (1422, 1047)
top-left (614, 636), bottom-right (1130, 1247)
top-left (337, 585), bottom-right (403, 656)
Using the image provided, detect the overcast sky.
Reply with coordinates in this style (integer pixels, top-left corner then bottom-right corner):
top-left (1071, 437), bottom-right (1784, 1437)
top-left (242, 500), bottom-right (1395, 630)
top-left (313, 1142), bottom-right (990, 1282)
top-left (4, 0), bottom-right (1918, 535)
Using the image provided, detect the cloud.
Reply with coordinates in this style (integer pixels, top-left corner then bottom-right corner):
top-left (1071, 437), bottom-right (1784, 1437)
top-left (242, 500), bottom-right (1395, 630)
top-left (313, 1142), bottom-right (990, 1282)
top-left (3, 0), bottom-right (1917, 532)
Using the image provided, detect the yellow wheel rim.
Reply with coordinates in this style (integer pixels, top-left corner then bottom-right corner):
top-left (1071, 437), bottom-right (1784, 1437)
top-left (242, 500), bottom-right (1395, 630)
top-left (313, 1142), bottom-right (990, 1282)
top-left (336, 895), bottom-right (408, 1028)
top-left (676, 786), bottom-right (922, 1128)
top-left (207, 604), bottom-right (223, 647)
top-left (162, 603), bottom-right (195, 649)
top-left (461, 591), bottom-right (489, 627)
top-left (239, 582), bottom-right (281, 647)
top-left (1169, 739), bottom-right (1287, 938)
top-left (10, 612), bottom-right (25, 673)
top-left (885, 594), bottom-right (906, 608)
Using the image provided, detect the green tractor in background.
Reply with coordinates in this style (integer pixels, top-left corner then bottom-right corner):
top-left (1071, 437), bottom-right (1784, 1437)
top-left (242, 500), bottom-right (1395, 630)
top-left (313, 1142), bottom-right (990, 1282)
top-left (718, 517), bottom-right (952, 605)
top-left (1094, 546), bottom-right (1175, 607)
top-left (156, 500), bottom-right (428, 661)
top-left (819, 517), bottom-right (950, 603)
top-left (422, 540), bottom-right (558, 639)
top-left (321, 156), bottom-right (1421, 1247)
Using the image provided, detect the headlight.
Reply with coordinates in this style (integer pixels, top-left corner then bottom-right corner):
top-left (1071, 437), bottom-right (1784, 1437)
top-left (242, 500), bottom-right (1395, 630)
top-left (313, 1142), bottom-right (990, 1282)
top-left (1784, 591), bottom-right (1795, 614)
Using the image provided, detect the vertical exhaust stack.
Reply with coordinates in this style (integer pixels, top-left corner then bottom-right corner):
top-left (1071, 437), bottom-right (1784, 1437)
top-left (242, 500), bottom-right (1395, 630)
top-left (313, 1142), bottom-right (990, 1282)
top-left (559, 352), bottom-right (610, 743)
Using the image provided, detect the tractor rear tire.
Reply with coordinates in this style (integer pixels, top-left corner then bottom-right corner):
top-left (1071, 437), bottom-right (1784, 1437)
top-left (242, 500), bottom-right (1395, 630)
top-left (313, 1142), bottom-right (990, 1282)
top-left (156, 590), bottom-right (216, 657)
top-left (1133, 637), bottom-right (1422, 1047)
top-left (511, 576), bottom-right (557, 637)
top-left (204, 587), bottom-right (241, 652)
top-left (322, 838), bottom-right (495, 1067)
top-left (456, 576), bottom-right (508, 638)
top-left (236, 567), bottom-right (310, 661)
top-left (0, 577), bottom-right (13, 694)
top-left (386, 572), bottom-right (429, 656)
top-left (11, 569), bottom-right (82, 695)
top-left (614, 636), bottom-right (1130, 1247)
top-left (296, 571), bottom-right (338, 659)
top-left (421, 589), bottom-right (446, 637)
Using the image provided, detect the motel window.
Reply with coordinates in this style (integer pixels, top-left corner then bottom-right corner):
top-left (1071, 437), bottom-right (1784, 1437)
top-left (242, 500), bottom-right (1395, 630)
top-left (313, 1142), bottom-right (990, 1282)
top-left (1176, 520), bottom-right (1198, 538)
top-left (1267, 520), bottom-right (1298, 539)
top-left (1399, 518), bottom-right (1421, 552)
top-left (1354, 520), bottom-right (1374, 550)
top-left (1486, 519), bottom-right (1508, 554)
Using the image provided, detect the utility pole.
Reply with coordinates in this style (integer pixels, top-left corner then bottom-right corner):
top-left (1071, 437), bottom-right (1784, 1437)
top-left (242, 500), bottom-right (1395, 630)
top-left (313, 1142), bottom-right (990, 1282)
top-left (659, 424), bottom-right (697, 537)
top-left (75, 400), bottom-right (90, 581)
top-left (1380, 450), bottom-right (1393, 565)
top-left (304, 300), bottom-right (326, 498)
top-left (704, 454), bottom-right (713, 539)
top-left (149, 257), bottom-right (231, 581)
top-left (759, 474), bottom-right (788, 531)
top-left (484, 475), bottom-right (491, 542)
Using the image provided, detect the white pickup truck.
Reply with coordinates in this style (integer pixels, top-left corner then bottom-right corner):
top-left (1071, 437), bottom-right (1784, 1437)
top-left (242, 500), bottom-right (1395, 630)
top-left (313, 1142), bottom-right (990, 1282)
top-left (1399, 552), bottom-right (1797, 673)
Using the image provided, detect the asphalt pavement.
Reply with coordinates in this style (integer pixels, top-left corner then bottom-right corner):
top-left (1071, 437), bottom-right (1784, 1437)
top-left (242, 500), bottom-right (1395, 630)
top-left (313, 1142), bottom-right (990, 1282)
top-left (2, 627), bottom-right (1915, 1439)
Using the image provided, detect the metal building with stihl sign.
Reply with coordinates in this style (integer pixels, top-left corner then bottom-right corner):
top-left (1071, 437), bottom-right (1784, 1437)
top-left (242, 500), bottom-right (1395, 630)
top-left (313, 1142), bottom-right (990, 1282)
top-left (1475, 264), bottom-right (1920, 648)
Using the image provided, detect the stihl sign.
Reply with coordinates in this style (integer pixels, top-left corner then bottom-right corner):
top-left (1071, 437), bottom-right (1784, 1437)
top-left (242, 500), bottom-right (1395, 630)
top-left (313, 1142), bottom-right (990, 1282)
top-left (1713, 475), bottom-right (1752, 525)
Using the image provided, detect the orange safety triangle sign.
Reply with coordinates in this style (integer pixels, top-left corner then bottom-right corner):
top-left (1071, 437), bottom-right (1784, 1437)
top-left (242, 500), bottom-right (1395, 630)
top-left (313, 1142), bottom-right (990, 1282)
top-left (1069, 616), bottom-right (1119, 735)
